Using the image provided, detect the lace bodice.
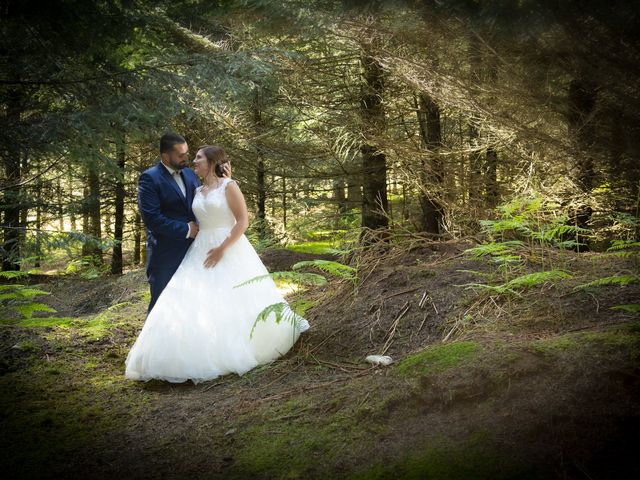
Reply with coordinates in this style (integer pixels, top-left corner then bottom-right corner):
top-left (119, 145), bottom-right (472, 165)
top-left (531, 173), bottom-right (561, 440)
top-left (192, 178), bottom-right (236, 230)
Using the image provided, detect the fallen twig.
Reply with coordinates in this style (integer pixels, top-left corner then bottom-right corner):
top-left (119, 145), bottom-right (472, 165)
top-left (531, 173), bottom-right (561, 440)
top-left (418, 290), bottom-right (428, 308)
top-left (383, 286), bottom-right (423, 300)
top-left (381, 301), bottom-right (411, 355)
top-left (255, 369), bottom-right (374, 404)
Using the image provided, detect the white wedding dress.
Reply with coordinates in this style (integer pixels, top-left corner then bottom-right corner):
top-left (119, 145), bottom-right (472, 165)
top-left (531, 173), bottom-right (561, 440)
top-left (125, 177), bottom-right (309, 384)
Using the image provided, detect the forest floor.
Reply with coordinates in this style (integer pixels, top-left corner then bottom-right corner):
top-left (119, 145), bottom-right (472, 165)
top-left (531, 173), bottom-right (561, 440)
top-left (1, 241), bottom-right (639, 479)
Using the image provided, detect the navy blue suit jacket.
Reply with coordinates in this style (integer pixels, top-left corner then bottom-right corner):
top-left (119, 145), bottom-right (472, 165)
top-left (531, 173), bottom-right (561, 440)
top-left (138, 162), bottom-right (201, 311)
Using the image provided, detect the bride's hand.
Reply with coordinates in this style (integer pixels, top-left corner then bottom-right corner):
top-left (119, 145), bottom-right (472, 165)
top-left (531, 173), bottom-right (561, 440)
top-left (204, 246), bottom-right (225, 268)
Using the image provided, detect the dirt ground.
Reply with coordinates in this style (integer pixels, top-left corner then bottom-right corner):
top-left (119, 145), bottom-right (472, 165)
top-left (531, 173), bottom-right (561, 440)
top-left (1, 242), bottom-right (639, 479)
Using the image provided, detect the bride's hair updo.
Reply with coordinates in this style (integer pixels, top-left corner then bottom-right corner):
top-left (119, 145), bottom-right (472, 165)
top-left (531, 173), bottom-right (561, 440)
top-left (198, 145), bottom-right (229, 177)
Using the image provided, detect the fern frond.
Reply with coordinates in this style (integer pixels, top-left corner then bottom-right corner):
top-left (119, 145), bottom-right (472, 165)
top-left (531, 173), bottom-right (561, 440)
top-left (249, 302), bottom-right (306, 338)
top-left (608, 251), bottom-right (640, 258)
top-left (503, 270), bottom-right (572, 290)
top-left (234, 271), bottom-right (327, 288)
top-left (0, 271), bottom-right (29, 279)
top-left (575, 275), bottom-right (639, 290)
top-left (607, 240), bottom-right (640, 252)
top-left (464, 241), bottom-right (524, 258)
top-left (14, 303), bottom-right (57, 319)
top-left (457, 270), bottom-right (571, 296)
top-left (457, 282), bottom-right (520, 296)
top-left (491, 255), bottom-right (523, 265)
top-left (531, 223), bottom-right (590, 248)
top-left (610, 304), bottom-right (640, 313)
top-left (14, 287), bottom-right (51, 299)
top-left (480, 219), bottom-right (532, 236)
top-left (0, 285), bottom-right (50, 300)
top-left (292, 259), bottom-right (356, 280)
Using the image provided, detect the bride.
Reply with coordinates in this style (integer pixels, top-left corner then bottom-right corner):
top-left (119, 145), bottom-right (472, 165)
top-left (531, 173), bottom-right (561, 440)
top-left (125, 145), bottom-right (309, 384)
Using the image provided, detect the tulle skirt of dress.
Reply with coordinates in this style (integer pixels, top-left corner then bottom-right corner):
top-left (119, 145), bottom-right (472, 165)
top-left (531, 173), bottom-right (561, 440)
top-left (124, 226), bottom-right (305, 384)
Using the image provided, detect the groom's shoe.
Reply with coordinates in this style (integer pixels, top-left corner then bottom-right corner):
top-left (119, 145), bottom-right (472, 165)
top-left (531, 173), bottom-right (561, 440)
top-left (297, 319), bottom-right (310, 333)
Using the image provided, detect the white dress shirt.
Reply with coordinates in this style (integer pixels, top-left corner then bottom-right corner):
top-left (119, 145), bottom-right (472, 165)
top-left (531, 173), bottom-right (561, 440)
top-left (161, 162), bottom-right (186, 197)
top-left (161, 162), bottom-right (191, 238)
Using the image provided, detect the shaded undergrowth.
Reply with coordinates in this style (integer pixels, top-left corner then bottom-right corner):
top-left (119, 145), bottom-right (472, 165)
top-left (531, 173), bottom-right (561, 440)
top-left (1, 239), bottom-right (639, 479)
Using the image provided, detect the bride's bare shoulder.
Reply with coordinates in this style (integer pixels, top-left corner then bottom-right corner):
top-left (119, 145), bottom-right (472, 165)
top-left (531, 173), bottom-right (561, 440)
top-left (224, 178), bottom-right (240, 190)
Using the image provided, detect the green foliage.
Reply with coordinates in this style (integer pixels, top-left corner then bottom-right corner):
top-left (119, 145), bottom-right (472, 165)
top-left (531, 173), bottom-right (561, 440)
top-left (286, 241), bottom-right (336, 255)
top-left (606, 240), bottom-right (640, 259)
top-left (249, 302), bottom-right (307, 338)
top-left (397, 341), bottom-right (480, 377)
top-left (0, 271), bottom-right (29, 280)
top-left (64, 256), bottom-right (109, 279)
top-left (461, 270), bottom-right (572, 296)
top-left (0, 273), bottom-right (56, 320)
top-left (14, 303), bottom-right (57, 319)
top-left (235, 259), bottom-right (356, 289)
top-left (610, 304), bottom-right (640, 313)
top-left (239, 257), bottom-right (355, 337)
top-left (479, 195), bottom-right (589, 250)
top-left (503, 270), bottom-right (572, 290)
top-left (234, 271), bottom-right (327, 289)
top-left (464, 241), bottom-right (525, 268)
top-left (607, 240), bottom-right (640, 252)
top-left (530, 224), bottom-right (590, 249)
top-left (575, 275), bottom-right (639, 290)
top-left (292, 259), bottom-right (357, 282)
top-left (464, 241), bottom-right (524, 258)
top-left (288, 298), bottom-right (318, 317)
top-left (459, 197), bottom-right (599, 299)
top-left (610, 211), bottom-right (640, 240)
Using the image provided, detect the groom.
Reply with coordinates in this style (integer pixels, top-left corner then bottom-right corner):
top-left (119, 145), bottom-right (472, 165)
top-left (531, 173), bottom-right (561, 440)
top-left (138, 133), bottom-right (202, 312)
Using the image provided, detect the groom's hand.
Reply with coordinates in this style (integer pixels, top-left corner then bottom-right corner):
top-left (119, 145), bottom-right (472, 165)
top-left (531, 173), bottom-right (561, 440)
top-left (187, 221), bottom-right (199, 239)
top-left (222, 163), bottom-right (231, 178)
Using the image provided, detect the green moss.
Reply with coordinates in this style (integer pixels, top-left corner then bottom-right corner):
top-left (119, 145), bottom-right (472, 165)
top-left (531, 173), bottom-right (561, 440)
top-left (15, 338), bottom-right (40, 353)
top-left (351, 432), bottom-right (540, 480)
top-left (10, 316), bottom-right (76, 327)
top-left (532, 327), bottom-right (640, 357)
top-left (306, 229), bottom-right (349, 240)
top-left (233, 391), bottom-right (372, 478)
top-left (1, 297), bottom-right (156, 478)
top-left (1, 354), bottom-right (157, 478)
top-left (397, 341), bottom-right (481, 377)
top-left (286, 241), bottom-right (335, 254)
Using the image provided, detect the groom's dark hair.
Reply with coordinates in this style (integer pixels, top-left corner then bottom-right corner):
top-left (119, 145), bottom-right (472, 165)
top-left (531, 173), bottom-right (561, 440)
top-left (160, 133), bottom-right (186, 154)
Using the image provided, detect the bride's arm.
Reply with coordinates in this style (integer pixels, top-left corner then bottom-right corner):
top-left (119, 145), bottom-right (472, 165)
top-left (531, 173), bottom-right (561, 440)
top-left (203, 181), bottom-right (249, 268)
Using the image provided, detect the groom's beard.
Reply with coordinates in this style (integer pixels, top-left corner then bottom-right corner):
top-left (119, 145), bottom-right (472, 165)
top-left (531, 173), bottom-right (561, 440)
top-left (168, 159), bottom-right (187, 170)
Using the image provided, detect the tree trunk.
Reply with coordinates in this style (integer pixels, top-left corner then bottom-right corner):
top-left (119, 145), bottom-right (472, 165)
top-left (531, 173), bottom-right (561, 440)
top-left (467, 33), bottom-right (485, 211)
top-left (82, 161), bottom-right (103, 263)
top-left (133, 212), bottom-right (142, 266)
top-left (252, 88), bottom-right (268, 240)
top-left (485, 147), bottom-right (498, 208)
top-left (256, 159), bottom-right (266, 239)
top-left (19, 151), bottom-right (28, 255)
top-left (111, 133), bottom-right (126, 275)
top-left (34, 171), bottom-right (42, 268)
top-left (359, 51), bottom-right (388, 235)
top-left (567, 78), bottom-right (597, 249)
top-left (468, 122), bottom-right (483, 208)
top-left (568, 79), bottom-right (597, 193)
top-left (1, 90), bottom-right (22, 271)
top-left (69, 166), bottom-right (77, 231)
top-left (333, 179), bottom-right (347, 227)
top-left (57, 176), bottom-right (64, 231)
top-left (347, 175), bottom-right (362, 206)
top-left (415, 92), bottom-right (444, 234)
top-left (281, 176), bottom-right (287, 231)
